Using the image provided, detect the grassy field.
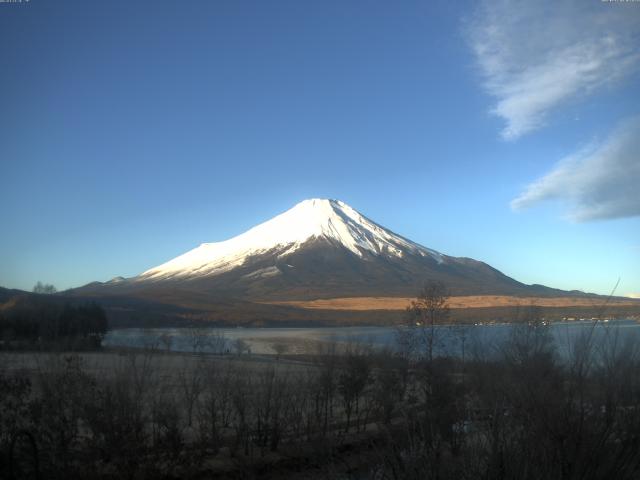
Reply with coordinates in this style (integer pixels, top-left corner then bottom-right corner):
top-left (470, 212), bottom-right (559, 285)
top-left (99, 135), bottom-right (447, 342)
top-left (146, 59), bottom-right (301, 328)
top-left (265, 295), bottom-right (640, 311)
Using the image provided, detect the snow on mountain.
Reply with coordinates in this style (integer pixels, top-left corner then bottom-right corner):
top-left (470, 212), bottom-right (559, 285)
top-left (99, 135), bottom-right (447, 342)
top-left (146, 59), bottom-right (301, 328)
top-left (139, 198), bottom-right (443, 281)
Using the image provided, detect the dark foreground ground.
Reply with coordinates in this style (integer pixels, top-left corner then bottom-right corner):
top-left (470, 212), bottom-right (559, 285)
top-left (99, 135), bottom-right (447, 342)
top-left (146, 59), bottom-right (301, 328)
top-left (4, 318), bottom-right (640, 479)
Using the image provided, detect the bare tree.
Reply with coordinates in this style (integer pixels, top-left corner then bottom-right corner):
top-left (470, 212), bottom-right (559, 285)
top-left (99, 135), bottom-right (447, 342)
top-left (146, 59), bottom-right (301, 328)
top-left (401, 281), bottom-right (450, 363)
top-left (271, 342), bottom-right (289, 360)
top-left (308, 341), bottom-right (339, 438)
top-left (209, 331), bottom-right (227, 354)
top-left (503, 305), bottom-right (555, 366)
top-left (159, 332), bottom-right (173, 353)
top-left (33, 282), bottom-right (57, 294)
top-left (230, 367), bottom-right (252, 456)
top-left (232, 338), bottom-right (248, 356)
top-left (372, 352), bottom-right (407, 424)
top-left (179, 358), bottom-right (205, 427)
top-left (196, 360), bottom-right (231, 455)
top-left (187, 327), bottom-right (211, 354)
top-left (338, 353), bottom-right (371, 432)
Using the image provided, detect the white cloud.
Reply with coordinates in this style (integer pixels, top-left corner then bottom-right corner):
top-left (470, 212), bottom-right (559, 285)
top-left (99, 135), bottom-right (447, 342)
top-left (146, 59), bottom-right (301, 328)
top-left (511, 116), bottom-right (640, 221)
top-left (627, 293), bottom-right (640, 299)
top-left (465, 0), bottom-right (640, 140)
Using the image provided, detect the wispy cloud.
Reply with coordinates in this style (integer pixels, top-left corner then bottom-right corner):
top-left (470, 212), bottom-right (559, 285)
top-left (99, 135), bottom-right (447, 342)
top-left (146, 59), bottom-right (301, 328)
top-left (511, 116), bottom-right (640, 221)
top-left (465, 0), bottom-right (640, 140)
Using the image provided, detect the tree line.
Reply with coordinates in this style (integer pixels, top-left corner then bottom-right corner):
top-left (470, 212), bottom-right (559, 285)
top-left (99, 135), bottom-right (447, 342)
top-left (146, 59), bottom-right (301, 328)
top-left (0, 299), bottom-right (108, 349)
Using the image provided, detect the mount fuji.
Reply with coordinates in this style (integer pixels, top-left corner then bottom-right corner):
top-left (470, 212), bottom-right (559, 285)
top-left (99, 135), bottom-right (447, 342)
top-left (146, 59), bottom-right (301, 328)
top-left (140, 198), bottom-right (448, 284)
top-left (68, 198), bottom-right (594, 325)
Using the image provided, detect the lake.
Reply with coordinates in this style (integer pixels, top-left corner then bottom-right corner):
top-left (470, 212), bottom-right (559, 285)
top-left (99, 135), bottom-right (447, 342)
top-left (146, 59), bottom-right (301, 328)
top-left (103, 319), bottom-right (640, 358)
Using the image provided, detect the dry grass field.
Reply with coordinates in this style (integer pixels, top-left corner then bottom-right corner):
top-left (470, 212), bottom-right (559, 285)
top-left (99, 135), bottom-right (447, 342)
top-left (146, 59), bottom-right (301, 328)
top-left (265, 295), bottom-right (640, 311)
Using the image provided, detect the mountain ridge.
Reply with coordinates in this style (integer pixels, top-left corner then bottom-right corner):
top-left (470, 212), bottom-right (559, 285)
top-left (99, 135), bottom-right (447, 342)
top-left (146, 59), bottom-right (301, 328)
top-left (71, 198), bottom-right (602, 303)
top-left (138, 199), bottom-right (444, 282)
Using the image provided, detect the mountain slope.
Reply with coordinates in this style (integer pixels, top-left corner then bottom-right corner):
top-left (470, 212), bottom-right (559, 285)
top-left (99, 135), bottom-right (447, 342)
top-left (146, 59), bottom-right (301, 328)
top-left (139, 199), bottom-right (444, 282)
top-left (73, 198), bottom-right (574, 301)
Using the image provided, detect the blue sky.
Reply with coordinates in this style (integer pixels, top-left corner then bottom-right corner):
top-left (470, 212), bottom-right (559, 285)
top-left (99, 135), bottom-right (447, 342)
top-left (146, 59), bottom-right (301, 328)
top-left (1, 0), bottom-right (639, 296)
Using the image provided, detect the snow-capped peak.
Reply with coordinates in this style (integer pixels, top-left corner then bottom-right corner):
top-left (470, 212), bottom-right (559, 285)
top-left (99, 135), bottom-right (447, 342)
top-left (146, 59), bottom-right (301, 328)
top-left (139, 198), bottom-right (442, 281)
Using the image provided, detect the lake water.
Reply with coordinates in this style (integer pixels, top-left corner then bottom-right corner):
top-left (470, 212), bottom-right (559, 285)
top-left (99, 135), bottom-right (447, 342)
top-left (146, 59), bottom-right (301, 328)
top-left (104, 319), bottom-right (640, 358)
